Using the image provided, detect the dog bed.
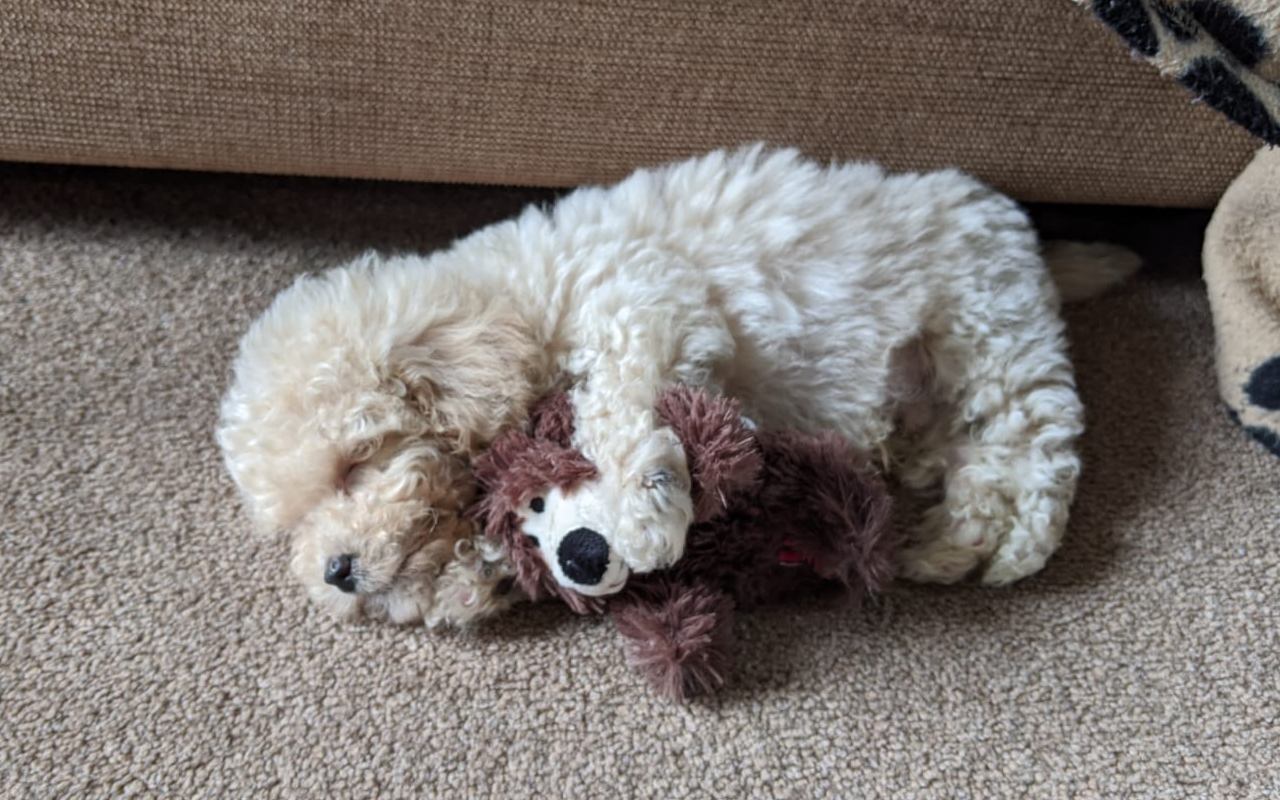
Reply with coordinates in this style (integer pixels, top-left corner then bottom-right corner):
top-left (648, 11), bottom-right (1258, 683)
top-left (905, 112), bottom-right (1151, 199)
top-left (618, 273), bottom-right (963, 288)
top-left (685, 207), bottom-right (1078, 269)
top-left (1083, 1), bottom-right (1280, 455)
top-left (1203, 145), bottom-right (1280, 456)
top-left (1080, 0), bottom-right (1280, 144)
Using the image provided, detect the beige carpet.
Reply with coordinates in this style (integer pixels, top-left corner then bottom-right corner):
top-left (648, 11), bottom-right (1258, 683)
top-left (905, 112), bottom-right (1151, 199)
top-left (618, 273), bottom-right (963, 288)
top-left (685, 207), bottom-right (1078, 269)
top-left (1, 164), bottom-right (1276, 799)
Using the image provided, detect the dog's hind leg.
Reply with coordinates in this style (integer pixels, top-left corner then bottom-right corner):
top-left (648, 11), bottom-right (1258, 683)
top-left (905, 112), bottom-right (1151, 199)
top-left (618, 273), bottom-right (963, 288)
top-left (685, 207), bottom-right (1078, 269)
top-left (899, 301), bottom-right (1084, 585)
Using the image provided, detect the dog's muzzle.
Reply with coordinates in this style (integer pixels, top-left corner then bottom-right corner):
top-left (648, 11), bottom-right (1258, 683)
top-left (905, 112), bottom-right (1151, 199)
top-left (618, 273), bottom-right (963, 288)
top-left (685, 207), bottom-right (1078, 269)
top-left (324, 554), bottom-right (357, 593)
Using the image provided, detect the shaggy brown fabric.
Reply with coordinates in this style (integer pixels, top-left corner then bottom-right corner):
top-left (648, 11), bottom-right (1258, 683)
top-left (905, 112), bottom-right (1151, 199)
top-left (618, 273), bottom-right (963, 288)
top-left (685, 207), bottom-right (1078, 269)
top-left (478, 385), bottom-right (898, 700)
top-left (612, 579), bottom-right (738, 701)
top-left (2, 163), bottom-right (1277, 795)
top-left (655, 385), bottom-right (763, 524)
top-left (750, 430), bottom-right (898, 595)
top-left (471, 393), bottom-right (604, 615)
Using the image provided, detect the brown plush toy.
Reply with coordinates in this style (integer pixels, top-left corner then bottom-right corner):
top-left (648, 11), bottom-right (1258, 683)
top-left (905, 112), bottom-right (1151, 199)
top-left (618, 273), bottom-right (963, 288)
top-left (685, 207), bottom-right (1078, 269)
top-left (473, 385), bottom-right (897, 700)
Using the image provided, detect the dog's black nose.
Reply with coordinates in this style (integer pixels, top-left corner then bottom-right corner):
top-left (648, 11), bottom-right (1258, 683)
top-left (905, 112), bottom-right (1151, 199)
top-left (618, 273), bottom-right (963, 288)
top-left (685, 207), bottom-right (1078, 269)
top-left (324, 554), bottom-right (357, 593)
top-left (557, 528), bottom-right (610, 586)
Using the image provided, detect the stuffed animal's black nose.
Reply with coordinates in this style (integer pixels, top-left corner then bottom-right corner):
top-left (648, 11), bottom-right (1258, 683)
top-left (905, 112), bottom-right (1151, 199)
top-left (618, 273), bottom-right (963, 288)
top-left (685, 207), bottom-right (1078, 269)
top-left (324, 554), bottom-right (357, 593)
top-left (557, 528), bottom-right (610, 586)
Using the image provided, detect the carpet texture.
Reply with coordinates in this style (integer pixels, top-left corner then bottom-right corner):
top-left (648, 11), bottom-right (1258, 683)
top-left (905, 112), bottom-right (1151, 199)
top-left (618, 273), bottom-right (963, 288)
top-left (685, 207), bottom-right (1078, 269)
top-left (1, 164), bottom-right (1276, 798)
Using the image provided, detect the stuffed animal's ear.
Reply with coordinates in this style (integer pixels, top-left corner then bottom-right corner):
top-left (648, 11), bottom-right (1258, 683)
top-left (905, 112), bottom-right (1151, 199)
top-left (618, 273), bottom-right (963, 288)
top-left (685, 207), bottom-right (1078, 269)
top-left (655, 385), bottom-right (762, 523)
top-left (388, 301), bottom-right (548, 453)
top-left (472, 392), bottom-right (577, 493)
top-left (527, 392), bottom-right (577, 447)
top-left (468, 452), bottom-right (557, 604)
top-left (494, 511), bottom-right (556, 600)
top-left (471, 429), bottom-right (532, 495)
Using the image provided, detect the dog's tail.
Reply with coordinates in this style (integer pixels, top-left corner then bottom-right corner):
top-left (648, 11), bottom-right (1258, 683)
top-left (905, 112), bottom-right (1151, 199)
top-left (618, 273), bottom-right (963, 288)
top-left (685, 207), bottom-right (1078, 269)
top-left (1043, 240), bottom-right (1142, 303)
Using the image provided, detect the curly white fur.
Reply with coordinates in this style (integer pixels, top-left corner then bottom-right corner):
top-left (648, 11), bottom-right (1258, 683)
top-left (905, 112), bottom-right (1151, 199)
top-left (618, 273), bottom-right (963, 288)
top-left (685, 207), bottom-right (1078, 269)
top-left (217, 145), bottom-right (1136, 623)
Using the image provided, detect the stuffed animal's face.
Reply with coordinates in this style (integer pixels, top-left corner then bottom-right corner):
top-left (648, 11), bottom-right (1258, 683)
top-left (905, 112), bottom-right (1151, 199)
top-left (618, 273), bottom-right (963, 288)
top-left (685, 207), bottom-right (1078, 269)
top-left (474, 387), bottom-right (763, 608)
top-left (472, 393), bottom-right (614, 610)
top-left (519, 484), bottom-right (631, 595)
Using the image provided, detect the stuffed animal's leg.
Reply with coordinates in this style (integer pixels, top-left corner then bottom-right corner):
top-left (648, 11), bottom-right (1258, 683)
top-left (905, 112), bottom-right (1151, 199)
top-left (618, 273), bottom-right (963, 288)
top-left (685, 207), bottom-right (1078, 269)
top-left (760, 431), bottom-right (898, 596)
top-left (610, 580), bottom-right (736, 701)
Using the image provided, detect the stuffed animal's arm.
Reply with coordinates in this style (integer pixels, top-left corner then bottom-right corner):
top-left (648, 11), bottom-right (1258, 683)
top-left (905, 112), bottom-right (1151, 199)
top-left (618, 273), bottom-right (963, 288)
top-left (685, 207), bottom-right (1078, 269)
top-left (609, 579), bottom-right (736, 701)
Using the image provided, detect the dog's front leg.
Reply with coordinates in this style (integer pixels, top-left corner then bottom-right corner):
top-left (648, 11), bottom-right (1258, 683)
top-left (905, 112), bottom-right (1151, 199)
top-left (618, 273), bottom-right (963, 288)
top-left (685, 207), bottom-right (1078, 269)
top-left (568, 368), bottom-right (696, 577)
top-left (558, 299), bottom-right (736, 585)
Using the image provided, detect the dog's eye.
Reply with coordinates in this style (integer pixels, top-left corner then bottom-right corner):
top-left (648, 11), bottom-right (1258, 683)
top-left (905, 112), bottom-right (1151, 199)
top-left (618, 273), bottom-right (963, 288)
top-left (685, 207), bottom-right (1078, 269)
top-left (525, 534), bottom-right (540, 548)
top-left (529, 497), bottom-right (545, 513)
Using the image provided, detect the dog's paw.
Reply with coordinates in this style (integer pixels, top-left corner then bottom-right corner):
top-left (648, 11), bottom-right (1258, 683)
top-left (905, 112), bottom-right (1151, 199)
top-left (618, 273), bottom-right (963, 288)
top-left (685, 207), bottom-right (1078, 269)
top-left (899, 538), bottom-right (983, 584)
top-left (901, 502), bottom-right (1056, 586)
top-left (978, 523), bottom-right (1055, 585)
top-left (899, 505), bottom-right (996, 584)
top-left (611, 429), bottom-right (694, 573)
top-left (424, 538), bottom-right (521, 628)
top-left (613, 482), bottom-right (693, 573)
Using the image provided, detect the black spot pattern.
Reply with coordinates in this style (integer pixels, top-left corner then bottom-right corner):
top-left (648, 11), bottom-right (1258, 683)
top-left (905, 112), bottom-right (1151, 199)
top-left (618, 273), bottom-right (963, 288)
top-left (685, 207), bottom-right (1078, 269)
top-left (1089, 0), bottom-right (1280, 146)
top-left (1244, 425), bottom-right (1280, 457)
top-left (1153, 0), bottom-right (1199, 40)
top-left (1094, 0), bottom-right (1160, 57)
top-left (1226, 407), bottom-right (1280, 458)
top-left (1187, 0), bottom-right (1269, 67)
top-left (1179, 56), bottom-right (1280, 144)
top-left (1244, 356), bottom-right (1280, 410)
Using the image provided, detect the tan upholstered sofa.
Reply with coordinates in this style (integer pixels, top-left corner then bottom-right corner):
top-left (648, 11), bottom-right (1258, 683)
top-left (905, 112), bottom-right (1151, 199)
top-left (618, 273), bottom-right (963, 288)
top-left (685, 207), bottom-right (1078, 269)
top-left (0, 0), bottom-right (1258, 206)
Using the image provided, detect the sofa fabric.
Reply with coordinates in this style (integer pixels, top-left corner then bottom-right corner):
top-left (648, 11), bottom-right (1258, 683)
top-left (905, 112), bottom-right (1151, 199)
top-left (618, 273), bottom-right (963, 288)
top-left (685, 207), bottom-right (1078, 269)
top-left (0, 0), bottom-right (1258, 205)
top-left (1079, 0), bottom-right (1280, 145)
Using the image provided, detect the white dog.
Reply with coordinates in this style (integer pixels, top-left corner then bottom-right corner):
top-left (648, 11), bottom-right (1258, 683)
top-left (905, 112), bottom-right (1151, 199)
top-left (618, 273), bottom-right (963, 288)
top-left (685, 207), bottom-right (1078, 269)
top-left (217, 145), bottom-right (1136, 625)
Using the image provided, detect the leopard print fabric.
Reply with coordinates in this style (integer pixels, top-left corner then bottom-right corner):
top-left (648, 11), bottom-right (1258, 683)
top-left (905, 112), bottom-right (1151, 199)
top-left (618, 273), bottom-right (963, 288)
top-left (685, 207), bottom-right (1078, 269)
top-left (1084, 0), bottom-right (1280, 144)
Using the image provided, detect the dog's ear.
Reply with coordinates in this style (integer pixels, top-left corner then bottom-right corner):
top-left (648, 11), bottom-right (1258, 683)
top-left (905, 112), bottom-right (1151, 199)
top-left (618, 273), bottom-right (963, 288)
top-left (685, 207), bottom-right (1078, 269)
top-left (388, 302), bottom-right (548, 453)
